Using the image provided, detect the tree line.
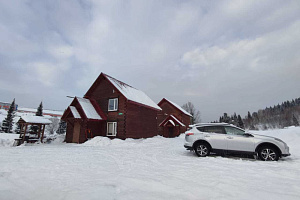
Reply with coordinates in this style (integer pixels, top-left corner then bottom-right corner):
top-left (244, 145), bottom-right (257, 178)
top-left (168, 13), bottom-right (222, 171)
top-left (215, 97), bottom-right (300, 130)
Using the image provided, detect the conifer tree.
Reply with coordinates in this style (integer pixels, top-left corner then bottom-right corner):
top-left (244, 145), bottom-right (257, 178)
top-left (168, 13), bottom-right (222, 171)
top-left (36, 102), bottom-right (43, 116)
top-left (56, 120), bottom-right (67, 135)
top-left (1, 99), bottom-right (16, 133)
top-left (15, 122), bottom-right (21, 134)
top-left (30, 102), bottom-right (43, 134)
top-left (292, 115), bottom-right (299, 126)
top-left (237, 115), bottom-right (244, 129)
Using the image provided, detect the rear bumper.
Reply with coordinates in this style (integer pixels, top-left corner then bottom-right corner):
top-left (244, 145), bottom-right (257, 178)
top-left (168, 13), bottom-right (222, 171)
top-left (184, 145), bottom-right (193, 150)
top-left (282, 153), bottom-right (291, 157)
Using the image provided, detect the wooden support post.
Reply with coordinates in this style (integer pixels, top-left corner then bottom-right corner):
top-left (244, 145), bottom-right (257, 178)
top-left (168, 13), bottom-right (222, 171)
top-left (38, 124), bottom-right (42, 139)
top-left (41, 125), bottom-right (45, 143)
top-left (20, 124), bottom-right (24, 138)
top-left (22, 124), bottom-right (28, 143)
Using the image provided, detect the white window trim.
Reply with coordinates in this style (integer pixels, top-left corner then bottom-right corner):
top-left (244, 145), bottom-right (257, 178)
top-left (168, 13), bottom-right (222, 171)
top-left (108, 98), bottom-right (118, 111)
top-left (107, 122), bottom-right (117, 136)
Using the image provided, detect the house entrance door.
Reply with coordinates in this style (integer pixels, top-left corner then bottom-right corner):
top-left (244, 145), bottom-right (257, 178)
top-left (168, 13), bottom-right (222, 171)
top-left (73, 122), bottom-right (80, 143)
top-left (168, 127), bottom-right (174, 138)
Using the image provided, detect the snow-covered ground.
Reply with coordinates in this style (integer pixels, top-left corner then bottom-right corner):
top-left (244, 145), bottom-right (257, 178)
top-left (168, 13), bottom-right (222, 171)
top-left (1, 127), bottom-right (300, 200)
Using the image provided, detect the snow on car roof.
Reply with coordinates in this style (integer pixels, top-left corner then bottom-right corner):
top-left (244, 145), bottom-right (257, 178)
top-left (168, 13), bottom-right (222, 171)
top-left (76, 97), bottom-right (102, 120)
top-left (69, 106), bottom-right (81, 119)
top-left (163, 98), bottom-right (192, 117)
top-left (105, 74), bottom-right (161, 111)
top-left (19, 116), bottom-right (52, 124)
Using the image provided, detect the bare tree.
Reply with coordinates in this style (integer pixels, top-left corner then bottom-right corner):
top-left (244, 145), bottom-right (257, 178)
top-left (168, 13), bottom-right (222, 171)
top-left (182, 102), bottom-right (201, 124)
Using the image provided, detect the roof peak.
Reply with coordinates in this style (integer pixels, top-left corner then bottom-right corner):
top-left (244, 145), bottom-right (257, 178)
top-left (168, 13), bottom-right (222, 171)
top-left (101, 73), bottom-right (136, 90)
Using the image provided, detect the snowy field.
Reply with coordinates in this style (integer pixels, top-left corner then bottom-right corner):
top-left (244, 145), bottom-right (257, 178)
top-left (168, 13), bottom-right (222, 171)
top-left (1, 127), bottom-right (300, 200)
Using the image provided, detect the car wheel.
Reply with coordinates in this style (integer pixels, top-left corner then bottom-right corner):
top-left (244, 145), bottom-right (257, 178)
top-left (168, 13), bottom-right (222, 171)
top-left (194, 143), bottom-right (210, 157)
top-left (258, 146), bottom-right (279, 161)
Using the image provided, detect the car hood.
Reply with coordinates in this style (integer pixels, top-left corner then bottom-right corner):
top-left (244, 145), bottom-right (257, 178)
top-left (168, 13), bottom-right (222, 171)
top-left (251, 133), bottom-right (279, 140)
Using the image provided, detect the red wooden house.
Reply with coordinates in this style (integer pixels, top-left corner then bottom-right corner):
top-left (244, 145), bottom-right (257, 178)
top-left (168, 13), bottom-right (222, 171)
top-left (62, 73), bottom-right (161, 143)
top-left (157, 98), bottom-right (192, 137)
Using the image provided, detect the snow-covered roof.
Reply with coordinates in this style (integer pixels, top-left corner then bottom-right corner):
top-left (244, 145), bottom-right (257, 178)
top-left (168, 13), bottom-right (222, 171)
top-left (170, 115), bottom-right (185, 126)
top-left (159, 115), bottom-right (186, 127)
top-left (163, 98), bottom-right (192, 117)
top-left (19, 116), bottom-right (52, 124)
top-left (76, 97), bottom-right (102, 120)
top-left (69, 106), bottom-right (81, 119)
top-left (105, 74), bottom-right (161, 110)
top-left (165, 120), bottom-right (175, 126)
top-left (17, 107), bottom-right (63, 116)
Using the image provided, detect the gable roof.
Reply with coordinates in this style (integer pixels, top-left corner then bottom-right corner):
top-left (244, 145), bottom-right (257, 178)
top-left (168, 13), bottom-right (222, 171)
top-left (62, 97), bottom-right (107, 121)
top-left (158, 98), bottom-right (192, 117)
top-left (159, 115), bottom-right (186, 127)
top-left (76, 97), bottom-right (102, 120)
top-left (69, 106), bottom-right (81, 119)
top-left (18, 116), bottom-right (52, 124)
top-left (85, 73), bottom-right (161, 111)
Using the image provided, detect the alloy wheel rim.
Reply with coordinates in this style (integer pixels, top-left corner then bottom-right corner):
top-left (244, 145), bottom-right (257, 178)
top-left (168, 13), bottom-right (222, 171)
top-left (197, 145), bottom-right (208, 156)
top-left (261, 148), bottom-right (276, 161)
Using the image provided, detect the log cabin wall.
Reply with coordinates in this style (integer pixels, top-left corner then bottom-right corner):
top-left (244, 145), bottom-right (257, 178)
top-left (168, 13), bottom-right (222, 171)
top-left (125, 102), bottom-right (158, 138)
top-left (86, 76), bottom-right (126, 139)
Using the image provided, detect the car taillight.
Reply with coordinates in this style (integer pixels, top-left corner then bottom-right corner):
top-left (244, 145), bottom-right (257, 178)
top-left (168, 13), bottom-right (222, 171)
top-left (186, 133), bottom-right (194, 136)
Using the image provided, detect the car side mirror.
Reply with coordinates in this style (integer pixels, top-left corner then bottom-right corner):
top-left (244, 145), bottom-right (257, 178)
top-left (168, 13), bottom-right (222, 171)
top-left (244, 133), bottom-right (254, 137)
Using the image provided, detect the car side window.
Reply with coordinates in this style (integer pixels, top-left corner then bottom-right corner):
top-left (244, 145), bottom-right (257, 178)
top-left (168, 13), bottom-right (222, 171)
top-left (203, 126), bottom-right (224, 134)
top-left (196, 127), bottom-right (205, 132)
top-left (224, 127), bottom-right (245, 136)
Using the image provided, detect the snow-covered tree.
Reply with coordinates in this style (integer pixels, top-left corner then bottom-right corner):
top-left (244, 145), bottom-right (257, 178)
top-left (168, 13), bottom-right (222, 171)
top-left (15, 122), bottom-right (21, 134)
top-left (1, 99), bottom-right (16, 133)
top-left (56, 120), bottom-right (67, 135)
top-left (46, 117), bottom-right (60, 135)
top-left (182, 102), bottom-right (201, 124)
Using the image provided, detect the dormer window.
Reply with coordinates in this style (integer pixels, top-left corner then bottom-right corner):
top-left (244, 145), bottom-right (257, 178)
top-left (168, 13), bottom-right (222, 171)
top-left (108, 98), bottom-right (118, 111)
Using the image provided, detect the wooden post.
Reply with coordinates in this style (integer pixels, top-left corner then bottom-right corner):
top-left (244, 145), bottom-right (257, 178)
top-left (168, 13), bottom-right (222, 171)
top-left (38, 124), bottom-right (42, 139)
top-left (20, 124), bottom-right (24, 138)
top-left (41, 125), bottom-right (45, 143)
top-left (22, 124), bottom-right (28, 143)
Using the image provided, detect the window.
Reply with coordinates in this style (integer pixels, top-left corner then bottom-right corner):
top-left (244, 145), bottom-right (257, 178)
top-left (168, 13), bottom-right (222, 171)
top-left (108, 98), bottom-right (118, 111)
top-left (107, 122), bottom-right (117, 136)
top-left (224, 126), bottom-right (245, 136)
top-left (203, 126), bottom-right (225, 134)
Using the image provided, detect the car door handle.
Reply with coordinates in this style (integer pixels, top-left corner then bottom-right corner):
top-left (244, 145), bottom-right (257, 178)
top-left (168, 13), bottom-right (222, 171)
top-left (227, 136), bottom-right (233, 139)
top-left (204, 135), bottom-right (210, 137)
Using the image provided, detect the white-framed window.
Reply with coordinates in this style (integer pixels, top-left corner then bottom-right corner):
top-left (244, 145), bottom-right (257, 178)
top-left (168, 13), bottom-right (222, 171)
top-left (107, 122), bottom-right (117, 136)
top-left (108, 98), bottom-right (118, 111)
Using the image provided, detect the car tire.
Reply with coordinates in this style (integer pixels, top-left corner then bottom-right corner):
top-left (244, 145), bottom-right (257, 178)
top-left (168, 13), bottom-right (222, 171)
top-left (258, 146), bottom-right (279, 161)
top-left (194, 142), bottom-right (210, 157)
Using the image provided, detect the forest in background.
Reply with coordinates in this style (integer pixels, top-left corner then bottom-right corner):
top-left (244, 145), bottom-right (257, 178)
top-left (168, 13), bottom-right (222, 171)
top-left (216, 97), bottom-right (300, 130)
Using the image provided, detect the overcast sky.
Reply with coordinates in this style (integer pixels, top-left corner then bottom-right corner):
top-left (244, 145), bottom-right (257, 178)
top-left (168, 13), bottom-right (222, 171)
top-left (1, 0), bottom-right (300, 122)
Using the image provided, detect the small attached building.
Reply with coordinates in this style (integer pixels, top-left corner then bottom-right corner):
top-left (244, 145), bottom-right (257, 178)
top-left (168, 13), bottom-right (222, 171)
top-left (62, 73), bottom-right (161, 143)
top-left (157, 98), bottom-right (192, 137)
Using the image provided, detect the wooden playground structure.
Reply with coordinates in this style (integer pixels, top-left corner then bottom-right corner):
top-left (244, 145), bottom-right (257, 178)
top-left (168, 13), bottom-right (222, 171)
top-left (14, 116), bottom-right (52, 146)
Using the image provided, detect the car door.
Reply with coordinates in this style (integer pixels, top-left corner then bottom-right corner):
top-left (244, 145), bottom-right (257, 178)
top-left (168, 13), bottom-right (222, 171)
top-left (224, 126), bottom-right (255, 152)
top-left (200, 126), bottom-right (227, 150)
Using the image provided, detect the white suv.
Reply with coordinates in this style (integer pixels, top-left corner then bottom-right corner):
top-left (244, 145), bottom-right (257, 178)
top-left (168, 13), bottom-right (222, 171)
top-left (184, 123), bottom-right (290, 161)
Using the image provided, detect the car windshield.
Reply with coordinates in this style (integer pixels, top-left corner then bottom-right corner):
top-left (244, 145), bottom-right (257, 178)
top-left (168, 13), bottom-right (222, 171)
top-left (224, 126), bottom-right (245, 136)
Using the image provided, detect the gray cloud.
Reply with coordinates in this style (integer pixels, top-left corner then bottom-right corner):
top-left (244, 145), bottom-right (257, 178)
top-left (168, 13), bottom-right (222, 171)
top-left (0, 0), bottom-right (299, 122)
